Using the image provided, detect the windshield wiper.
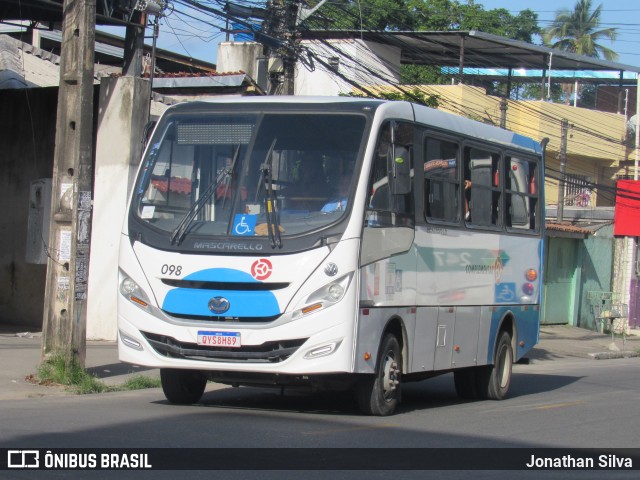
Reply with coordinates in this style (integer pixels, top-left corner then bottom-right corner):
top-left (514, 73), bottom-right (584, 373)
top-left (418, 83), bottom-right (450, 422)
top-left (260, 139), bottom-right (282, 248)
top-left (170, 145), bottom-right (241, 246)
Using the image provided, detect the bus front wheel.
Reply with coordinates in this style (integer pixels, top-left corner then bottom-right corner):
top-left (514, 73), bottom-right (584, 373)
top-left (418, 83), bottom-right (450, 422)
top-left (356, 333), bottom-right (402, 416)
top-left (160, 368), bottom-right (207, 405)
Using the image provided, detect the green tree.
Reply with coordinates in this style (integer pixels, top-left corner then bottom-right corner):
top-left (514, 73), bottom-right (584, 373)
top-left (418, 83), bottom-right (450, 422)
top-left (407, 1), bottom-right (539, 42)
top-left (306, 0), bottom-right (414, 31)
top-left (306, 1), bottom-right (539, 41)
top-left (542, 0), bottom-right (618, 60)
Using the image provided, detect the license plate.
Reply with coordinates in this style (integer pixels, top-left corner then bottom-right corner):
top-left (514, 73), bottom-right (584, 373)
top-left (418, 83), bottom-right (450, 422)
top-left (197, 331), bottom-right (241, 348)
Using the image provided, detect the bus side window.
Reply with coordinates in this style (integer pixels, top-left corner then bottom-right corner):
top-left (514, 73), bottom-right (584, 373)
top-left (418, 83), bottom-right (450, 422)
top-left (506, 157), bottom-right (538, 231)
top-left (464, 148), bottom-right (501, 228)
top-left (424, 138), bottom-right (459, 223)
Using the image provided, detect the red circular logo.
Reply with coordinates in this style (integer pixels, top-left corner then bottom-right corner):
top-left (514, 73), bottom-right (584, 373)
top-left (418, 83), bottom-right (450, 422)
top-left (251, 258), bottom-right (273, 281)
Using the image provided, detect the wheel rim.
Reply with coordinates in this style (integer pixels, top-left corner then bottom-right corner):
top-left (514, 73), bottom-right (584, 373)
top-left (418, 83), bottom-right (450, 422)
top-left (381, 350), bottom-right (400, 402)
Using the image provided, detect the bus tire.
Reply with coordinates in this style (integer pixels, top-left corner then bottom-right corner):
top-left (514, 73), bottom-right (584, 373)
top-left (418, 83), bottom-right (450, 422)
top-left (476, 331), bottom-right (513, 400)
top-left (160, 368), bottom-right (207, 405)
top-left (355, 333), bottom-right (402, 416)
top-left (453, 368), bottom-right (479, 400)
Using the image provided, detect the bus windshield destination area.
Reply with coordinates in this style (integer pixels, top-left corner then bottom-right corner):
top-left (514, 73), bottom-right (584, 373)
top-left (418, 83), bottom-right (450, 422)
top-left (118, 97), bottom-right (545, 416)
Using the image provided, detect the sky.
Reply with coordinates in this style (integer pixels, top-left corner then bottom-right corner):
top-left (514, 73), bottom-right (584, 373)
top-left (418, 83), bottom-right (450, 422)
top-left (98, 0), bottom-right (640, 68)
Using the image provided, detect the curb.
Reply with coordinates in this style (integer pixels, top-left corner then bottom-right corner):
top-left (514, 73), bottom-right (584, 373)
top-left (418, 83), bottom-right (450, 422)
top-left (589, 351), bottom-right (640, 360)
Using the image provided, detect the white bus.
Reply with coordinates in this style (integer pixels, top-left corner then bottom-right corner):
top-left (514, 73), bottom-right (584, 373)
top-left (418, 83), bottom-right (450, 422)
top-left (118, 97), bottom-right (545, 415)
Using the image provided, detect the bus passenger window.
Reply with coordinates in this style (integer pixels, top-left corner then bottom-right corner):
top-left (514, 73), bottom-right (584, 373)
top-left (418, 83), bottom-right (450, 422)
top-left (506, 157), bottom-right (538, 231)
top-left (463, 148), bottom-right (501, 228)
top-left (424, 138), bottom-right (459, 223)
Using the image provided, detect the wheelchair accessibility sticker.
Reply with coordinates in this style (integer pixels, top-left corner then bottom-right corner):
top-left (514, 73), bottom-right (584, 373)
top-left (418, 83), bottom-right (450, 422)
top-left (232, 214), bottom-right (257, 236)
top-left (495, 283), bottom-right (516, 303)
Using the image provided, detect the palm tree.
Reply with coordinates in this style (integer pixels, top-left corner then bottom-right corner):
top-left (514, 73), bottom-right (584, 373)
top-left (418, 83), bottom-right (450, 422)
top-left (543, 0), bottom-right (618, 104)
top-left (543, 0), bottom-right (618, 60)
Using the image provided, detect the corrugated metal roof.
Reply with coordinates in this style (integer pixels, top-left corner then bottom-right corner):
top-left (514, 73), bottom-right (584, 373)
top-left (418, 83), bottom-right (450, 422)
top-left (19, 43), bottom-right (63, 88)
top-left (0, 35), bottom-right (29, 89)
top-left (0, 35), bottom-right (111, 89)
top-left (302, 30), bottom-right (640, 74)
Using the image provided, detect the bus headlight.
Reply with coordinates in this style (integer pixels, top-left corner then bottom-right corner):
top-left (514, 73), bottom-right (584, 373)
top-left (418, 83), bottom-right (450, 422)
top-left (119, 272), bottom-right (151, 310)
top-left (292, 273), bottom-right (353, 320)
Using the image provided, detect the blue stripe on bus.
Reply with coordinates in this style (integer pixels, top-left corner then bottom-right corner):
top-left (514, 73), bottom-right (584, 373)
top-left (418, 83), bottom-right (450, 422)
top-left (163, 289), bottom-right (279, 317)
top-left (162, 268), bottom-right (280, 317)
top-left (183, 268), bottom-right (258, 283)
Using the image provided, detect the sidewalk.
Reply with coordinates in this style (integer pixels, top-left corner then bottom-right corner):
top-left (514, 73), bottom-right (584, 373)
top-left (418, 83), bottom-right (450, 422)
top-left (530, 324), bottom-right (640, 362)
top-left (0, 328), bottom-right (158, 400)
top-left (1, 325), bottom-right (639, 400)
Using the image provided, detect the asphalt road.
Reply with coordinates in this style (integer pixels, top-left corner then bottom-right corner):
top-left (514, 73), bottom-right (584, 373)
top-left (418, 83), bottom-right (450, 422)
top-left (1, 357), bottom-right (639, 479)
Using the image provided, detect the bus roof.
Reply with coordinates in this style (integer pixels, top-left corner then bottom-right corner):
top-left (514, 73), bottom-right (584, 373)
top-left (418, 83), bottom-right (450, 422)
top-left (162, 96), bottom-right (543, 155)
top-left (408, 101), bottom-right (543, 155)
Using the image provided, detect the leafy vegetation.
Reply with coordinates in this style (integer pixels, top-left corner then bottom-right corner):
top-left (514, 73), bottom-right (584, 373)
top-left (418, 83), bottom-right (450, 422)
top-left (341, 87), bottom-right (440, 107)
top-left (35, 355), bottom-right (160, 394)
top-left (306, 0), bottom-right (540, 41)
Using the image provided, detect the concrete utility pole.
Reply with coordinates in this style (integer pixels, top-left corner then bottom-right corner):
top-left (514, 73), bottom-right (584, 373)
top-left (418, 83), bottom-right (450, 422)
top-left (556, 118), bottom-right (569, 223)
top-left (41, 0), bottom-right (96, 367)
top-left (123, 11), bottom-right (146, 77)
top-left (499, 98), bottom-right (507, 129)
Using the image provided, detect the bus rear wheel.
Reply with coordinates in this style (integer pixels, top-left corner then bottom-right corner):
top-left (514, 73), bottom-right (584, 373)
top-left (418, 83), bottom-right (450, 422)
top-left (453, 368), bottom-right (479, 400)
top-left (476, 331), bottom-right (513, 400)
top-left (160, 368), bottom-right (207, 405)
top-left (356, 333), bottom-right (402, 416)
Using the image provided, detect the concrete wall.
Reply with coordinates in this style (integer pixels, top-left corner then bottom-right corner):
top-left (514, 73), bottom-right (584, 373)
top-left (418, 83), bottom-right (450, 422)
top-left (217, 39), bottom-right (401, 97)
top-left (295, 39), bottom-right (401, 96)
top-left (0, 88), bottom-right (57, 329)
top-left (86, 76), bottom-right (150, 340)
top-left (217, 42), bottom-right (263, 82)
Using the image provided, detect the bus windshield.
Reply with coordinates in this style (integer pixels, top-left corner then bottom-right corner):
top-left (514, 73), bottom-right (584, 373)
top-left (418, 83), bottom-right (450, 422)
top-left (133, 111), bottom-right (366, 247)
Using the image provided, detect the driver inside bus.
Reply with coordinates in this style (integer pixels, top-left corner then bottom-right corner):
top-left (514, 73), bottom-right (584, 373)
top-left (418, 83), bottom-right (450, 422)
top-left (322, 174), bottom-right (351, 213)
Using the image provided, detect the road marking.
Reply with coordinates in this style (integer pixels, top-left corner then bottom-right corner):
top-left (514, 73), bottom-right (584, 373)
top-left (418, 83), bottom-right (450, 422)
top-left (301, 424), bottom-right (397, 435)
top-left (533, 401), bottom-right (585, 410)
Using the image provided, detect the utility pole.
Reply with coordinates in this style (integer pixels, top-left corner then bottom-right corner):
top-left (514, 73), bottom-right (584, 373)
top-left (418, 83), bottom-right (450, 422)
top-left (282, 0), bottom-right (300, 95)
top-left (123, 11), bottom-right (146, 77)
top-left (260, 0), bottom-right (330, 95)
top-left (556, 118), bottom-right (569, 223)
top-left (499, 98), bottom-right (507, 129)
top-left (41, 0), bottom-right (96, 367)
top-left (263, 0), bottom-right (301, 95)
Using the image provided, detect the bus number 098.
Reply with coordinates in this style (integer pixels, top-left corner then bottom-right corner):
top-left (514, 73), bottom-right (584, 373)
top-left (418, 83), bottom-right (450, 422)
top-left (161, 264), bottom-right (182, 276)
